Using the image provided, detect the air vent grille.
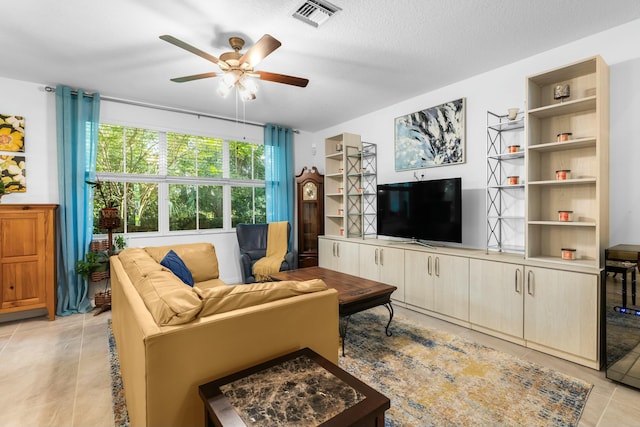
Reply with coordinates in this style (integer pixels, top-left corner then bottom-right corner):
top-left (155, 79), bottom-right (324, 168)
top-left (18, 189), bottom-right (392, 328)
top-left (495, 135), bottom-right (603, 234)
top-left (292, 0), bottom-right (341, 27)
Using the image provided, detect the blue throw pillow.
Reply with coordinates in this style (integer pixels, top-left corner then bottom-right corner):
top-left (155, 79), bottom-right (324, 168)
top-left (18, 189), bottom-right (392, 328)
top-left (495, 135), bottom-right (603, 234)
top-left (160, 250), bottom-right (194, 287)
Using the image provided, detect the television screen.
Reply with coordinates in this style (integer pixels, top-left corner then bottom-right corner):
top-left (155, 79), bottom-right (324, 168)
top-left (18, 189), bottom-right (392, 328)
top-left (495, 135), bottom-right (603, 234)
top-left (377, 177), bottom-right (462, 243)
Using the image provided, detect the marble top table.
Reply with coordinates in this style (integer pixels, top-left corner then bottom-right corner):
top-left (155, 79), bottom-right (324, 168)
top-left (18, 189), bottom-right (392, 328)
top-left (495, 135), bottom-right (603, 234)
top-left (199, 348), bottom-right (389, 427)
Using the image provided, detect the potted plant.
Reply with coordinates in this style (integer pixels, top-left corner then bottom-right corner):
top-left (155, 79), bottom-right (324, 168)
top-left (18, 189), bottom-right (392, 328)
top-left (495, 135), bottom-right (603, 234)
top-left (75, 250), bottom-right (109, 281)
top-left (112, 235), bottom-right (127, 254)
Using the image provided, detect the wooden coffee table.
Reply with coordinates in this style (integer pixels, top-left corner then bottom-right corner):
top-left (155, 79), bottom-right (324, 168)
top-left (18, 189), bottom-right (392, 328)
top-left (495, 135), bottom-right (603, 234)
top-left (199, 347), bottom-right (390, 427)
top-left (270, 266), bottom-right (397, 355)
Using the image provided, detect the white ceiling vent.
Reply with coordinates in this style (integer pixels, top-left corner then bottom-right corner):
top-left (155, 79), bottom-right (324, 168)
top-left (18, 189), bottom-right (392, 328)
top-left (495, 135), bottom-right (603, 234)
top-left (292, 0), bottom-right (341, 27)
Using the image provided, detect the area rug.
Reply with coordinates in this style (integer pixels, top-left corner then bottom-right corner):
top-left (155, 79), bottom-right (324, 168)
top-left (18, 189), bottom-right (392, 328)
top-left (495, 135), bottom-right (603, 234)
top-left (108, 312), bottom-right (592, 427)
top-left (340, 310), bottom-right (592, 427)
top-left (107, 322), bottom-right (130, 427)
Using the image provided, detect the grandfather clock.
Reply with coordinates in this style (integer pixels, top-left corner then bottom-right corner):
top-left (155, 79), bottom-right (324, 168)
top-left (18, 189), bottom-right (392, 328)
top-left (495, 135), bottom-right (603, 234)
top-left (296, 166), bottom-right (324, 268)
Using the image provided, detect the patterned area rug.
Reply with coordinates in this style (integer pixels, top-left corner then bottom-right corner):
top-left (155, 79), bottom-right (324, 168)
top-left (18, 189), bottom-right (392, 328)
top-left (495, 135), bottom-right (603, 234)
top-left (108, 312), bottom-right (592, 427)
top-left (340, 311), bottom-right (592, 427)
top-left (107, 322), bottom-right (130, 427)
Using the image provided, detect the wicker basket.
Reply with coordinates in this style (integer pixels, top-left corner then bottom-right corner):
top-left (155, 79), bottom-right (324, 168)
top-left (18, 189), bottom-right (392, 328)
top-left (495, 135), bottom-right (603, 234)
top-left (90, 240), bottom-right (109, 252)
top-left (95, 289), bottom-right (111, 307)
top-left (90, 270), bottom-right (110, 282)
top-left (99, 208), bottom-right (121, 229)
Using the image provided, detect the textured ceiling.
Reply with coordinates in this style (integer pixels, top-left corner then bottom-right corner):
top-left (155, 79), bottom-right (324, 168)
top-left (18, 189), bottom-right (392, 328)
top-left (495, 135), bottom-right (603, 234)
top-left (3, 0), bottom-right (640, 131)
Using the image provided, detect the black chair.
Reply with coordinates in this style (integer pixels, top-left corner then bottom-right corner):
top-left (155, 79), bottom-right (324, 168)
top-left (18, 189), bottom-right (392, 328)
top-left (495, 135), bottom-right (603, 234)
top-left (236, 222), bottom-right (295, 283)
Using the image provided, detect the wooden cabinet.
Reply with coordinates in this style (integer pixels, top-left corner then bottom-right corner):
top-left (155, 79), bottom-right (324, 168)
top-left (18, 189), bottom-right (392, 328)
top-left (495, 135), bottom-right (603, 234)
top-left (0, 204), bottom-right (57, 320)
top-left (318, 237), bottom-right (359, 276)
top-left (469, 259), bottom-right (524, 341)
top-left (404, 248), bottom-right (469, 322)
top-left (296, 166), bottom-right (324, 268)
top-left (359, 244), bottom-right (404, 302)
top-left (524, 266), bottom-right (599, 366)
top-left (525, 56), bottom-right (609, 268)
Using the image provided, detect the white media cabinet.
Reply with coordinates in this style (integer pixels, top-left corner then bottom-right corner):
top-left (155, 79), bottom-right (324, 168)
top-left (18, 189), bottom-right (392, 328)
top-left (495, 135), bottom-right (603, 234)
top-left (318, 235), bottom-right (602, 369)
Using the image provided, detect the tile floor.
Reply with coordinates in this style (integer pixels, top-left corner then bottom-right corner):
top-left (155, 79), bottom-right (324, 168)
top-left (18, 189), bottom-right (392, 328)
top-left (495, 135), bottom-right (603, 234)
top-left (1, 280), bottom-right (640, 426)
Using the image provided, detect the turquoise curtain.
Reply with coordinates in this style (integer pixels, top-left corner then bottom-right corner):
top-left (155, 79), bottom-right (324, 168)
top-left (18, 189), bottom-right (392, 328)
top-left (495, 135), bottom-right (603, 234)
top-left (264, 124), bottom-right (294, 249)
top-left (55, 85), bottom-right (100, 315)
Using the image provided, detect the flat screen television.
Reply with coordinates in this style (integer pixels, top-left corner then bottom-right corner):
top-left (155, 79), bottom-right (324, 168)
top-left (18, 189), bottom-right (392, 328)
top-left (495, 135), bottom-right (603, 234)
top-left (377, 177), bottom-right (462, 244)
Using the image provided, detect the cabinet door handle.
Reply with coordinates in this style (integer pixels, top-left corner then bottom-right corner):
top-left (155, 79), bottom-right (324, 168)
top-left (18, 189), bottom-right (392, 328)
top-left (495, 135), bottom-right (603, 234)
top-left (435, 256), bottom-right (440, 277)
top-left (379, 249), bottom-right (384, 266)
top-left (515, 268), bottom-right (521, 293)
top-left (336, 243), bottom-right (340, 258)
top-left (332, 242), bottom-right (336, 257)
top-left (527, 270), bottom-right (534, 296)
top-left (427, 256), bottom-right (432, 276)
top-left (374, 248), bottom-right (379, 265)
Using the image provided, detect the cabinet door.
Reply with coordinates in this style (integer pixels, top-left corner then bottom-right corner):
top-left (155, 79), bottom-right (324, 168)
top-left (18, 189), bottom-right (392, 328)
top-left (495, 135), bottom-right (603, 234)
top-left (433, 254), bottom-right (469, 321)
top-left (524, 266), bottom-right (599, 361)
top-left (377, 246), bottom-right (405, 302)
top-left (334, 240), bottom-right (359, 276)
top-left (404, 250), bottom-right (434, 310)
top-left (469, 259), bottom-right (524, 339)
top-left (358, 244), bottom-right (379, 281)
top-left (0, 212), bottom-right (47, 310)
top-left (359, 244), bottom-right (404, 301)
top-left (318, 238), bottom-right (336, 270)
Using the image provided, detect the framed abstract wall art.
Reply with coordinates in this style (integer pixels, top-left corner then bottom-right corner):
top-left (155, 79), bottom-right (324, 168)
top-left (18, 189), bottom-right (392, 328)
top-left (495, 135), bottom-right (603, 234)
top-left (394, 98), bottom-right (466, 171)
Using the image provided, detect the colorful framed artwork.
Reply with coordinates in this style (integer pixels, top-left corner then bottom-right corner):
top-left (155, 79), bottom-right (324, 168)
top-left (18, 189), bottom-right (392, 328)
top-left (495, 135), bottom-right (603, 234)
top-left (394, 98), bottom-right (466, 171)
top-left (0, 114), bottom-right (25, 152)
top-left (0, 156), bottom-right (26, 193)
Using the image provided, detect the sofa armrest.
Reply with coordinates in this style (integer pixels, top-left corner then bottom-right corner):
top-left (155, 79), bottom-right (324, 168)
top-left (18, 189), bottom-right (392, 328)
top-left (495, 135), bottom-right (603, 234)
top-left (283, 250), bottom-right (296, 270)
top-left (239, 252), bottom-right (254, 283)
top-left (145, 289), bottom-right (339, 427)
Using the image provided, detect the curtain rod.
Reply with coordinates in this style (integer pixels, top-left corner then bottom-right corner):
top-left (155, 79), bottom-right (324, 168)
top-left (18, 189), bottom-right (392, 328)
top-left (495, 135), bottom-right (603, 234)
top-left (43, 86), bottom-right (299, 133)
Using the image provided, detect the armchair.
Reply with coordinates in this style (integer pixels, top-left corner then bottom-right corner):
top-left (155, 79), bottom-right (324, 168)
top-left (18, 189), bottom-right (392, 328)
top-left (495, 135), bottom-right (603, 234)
top-left (236, 223), bottom-right (296, 283)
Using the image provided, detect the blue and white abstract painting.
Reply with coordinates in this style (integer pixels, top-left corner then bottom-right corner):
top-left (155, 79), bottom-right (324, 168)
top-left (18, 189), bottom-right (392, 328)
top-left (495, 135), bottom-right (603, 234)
top-left (395, 98), bottom-right (466, 171)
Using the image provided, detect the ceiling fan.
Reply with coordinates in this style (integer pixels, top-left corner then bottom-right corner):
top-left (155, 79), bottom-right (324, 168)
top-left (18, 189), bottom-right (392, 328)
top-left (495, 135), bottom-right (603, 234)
top-left (159, 34), bottom-right (309, 100)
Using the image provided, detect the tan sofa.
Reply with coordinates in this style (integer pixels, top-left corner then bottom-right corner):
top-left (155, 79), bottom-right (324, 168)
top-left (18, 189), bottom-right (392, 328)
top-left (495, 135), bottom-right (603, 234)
top-left (111, 243), bottom-right (339, 427)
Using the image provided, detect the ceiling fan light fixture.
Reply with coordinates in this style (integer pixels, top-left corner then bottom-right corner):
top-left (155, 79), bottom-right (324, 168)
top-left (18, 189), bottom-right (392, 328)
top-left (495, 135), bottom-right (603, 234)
top-left (216, 79), bottom-right (233, 98)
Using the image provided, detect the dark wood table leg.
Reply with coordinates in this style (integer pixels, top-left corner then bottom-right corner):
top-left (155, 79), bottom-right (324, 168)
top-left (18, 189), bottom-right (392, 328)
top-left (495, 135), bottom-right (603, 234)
top-left (383, 302), bottom-right (394, 337)
top-left (339, 315), bottom-right (351, 357)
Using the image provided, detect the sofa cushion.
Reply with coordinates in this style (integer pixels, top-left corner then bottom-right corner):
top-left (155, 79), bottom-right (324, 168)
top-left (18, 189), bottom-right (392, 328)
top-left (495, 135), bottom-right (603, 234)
top-left (160, 250), bottom-right (194, 286)
top-left (118, 248), bottom-right (165, 285)
top-left (145, 243), bottom-right (220, 283)
top-left (195, 278), bottom-right (227, 290)
top-left (134, 269), bottom-right (203, 325)
top-left (195, 279), bottom-right (328, 317)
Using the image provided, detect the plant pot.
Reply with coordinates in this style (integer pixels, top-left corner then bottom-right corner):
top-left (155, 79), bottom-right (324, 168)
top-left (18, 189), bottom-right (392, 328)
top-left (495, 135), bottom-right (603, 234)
top-left (90, 270), bottom-right (110, 282)
top-left (99, 208), bottom-right (121, 229)
top-left (90, 239), bottom-right (109, 252)
top-left (94, 289), bottom-right (111, 307)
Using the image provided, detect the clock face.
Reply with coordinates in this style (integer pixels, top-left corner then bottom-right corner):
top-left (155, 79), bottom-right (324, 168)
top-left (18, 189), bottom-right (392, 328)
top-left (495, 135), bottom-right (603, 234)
top-left (303, 182), bottom-right (318, 201)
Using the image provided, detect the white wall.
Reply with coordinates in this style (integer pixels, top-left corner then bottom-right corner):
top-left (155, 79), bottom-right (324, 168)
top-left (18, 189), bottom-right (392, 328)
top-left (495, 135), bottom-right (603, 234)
top-left (309, 18), bottom-right (640, 249)
top-left (0, 79), bottom-right (57, 204)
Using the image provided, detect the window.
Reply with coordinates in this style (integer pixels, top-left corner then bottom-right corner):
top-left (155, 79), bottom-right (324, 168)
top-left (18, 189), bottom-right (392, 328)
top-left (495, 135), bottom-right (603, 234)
top-left (93, 124), bottom-right (265, 234)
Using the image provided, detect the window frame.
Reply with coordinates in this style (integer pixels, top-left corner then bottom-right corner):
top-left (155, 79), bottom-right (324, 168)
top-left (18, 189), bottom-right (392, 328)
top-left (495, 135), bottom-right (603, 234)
top-left (94, 123), bottom-right (265, 237)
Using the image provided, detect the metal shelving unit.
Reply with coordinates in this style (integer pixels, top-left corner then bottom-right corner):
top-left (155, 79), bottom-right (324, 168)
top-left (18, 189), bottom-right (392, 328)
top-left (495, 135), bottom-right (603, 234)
top-left (486, 110), bottom-right (525, 253)
top-left (345, 142), bottom-right (377, 238)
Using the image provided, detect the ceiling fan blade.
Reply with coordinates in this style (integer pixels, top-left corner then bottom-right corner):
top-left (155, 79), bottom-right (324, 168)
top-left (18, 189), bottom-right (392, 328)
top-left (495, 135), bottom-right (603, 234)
top-left (239, 34), bottom-right (281, 68)
top-left (170, 72), bottom-right (217, 83)
top-left (160, 35), bottom-right (219, 65)
top-left (257, 71), bottom-right (309, 87)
